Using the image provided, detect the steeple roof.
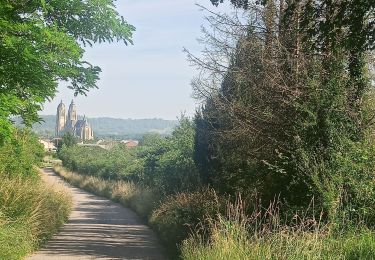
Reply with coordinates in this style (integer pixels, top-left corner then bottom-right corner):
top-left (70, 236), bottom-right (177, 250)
top-left (69, 99), bottom-right (76, 108)
top-left (57, 100), bottom-right (65, 108)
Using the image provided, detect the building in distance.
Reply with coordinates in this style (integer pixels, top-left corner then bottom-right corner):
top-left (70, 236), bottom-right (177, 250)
top-left (120, 139), bottom-right (139, 148)
top-left (39, 139), bottom-right (57, 151)
top-left (55, 100), bottom-right (94, 140)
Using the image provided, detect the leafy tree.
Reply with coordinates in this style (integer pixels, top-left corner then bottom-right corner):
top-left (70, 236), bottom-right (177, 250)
top-left (0, 0), bottom-right (134, 143)
top-left (142, 116), bottom-right (200, 194)
top-left (210, 0), bottom-right (375, 127)
top-left (140, 133), bottom-right (165, 147)
top-left (194, 0), bottom-right (375, 223)
top-left (62, 132), bottom-right (78, 148)
top-left (192, 1), bottom-right (305, 197)
top-left (210, 0), bottom-right (250, 8)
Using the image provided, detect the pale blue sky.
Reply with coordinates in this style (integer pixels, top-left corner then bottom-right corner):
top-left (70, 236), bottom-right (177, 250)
top-left (41, 0), bottom-right (232, 120)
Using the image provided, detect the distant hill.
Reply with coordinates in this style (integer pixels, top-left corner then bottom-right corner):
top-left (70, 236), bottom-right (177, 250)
top-left (13, 115), bottom-right (178, 139)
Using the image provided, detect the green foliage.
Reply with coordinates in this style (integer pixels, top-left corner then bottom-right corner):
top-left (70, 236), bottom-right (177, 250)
top-left (140, 133), bottom-right (165, 146)
top-left (0, 219), bottom-right (34, 260)
top-left (142, 117), bottom-right (200, 194)
top-left (59, 145), bottom-right (143, 180)
top-left (61, 132), bottom-right (78, 148)
top-left (150, 189), bottom-right (223, 253)
top-left (0, 0), bottom-right (134, 142)
top-left (303, 140), bottom-right (375, 226)
top-left (195, 0), bottom-right (375, 227)
top-left (59, 117), bottom-right (200, 194)
top-left (0, 129), bottom-right (44, 177)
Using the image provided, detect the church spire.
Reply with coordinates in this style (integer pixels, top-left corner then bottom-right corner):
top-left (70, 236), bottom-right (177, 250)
top-left (55, 100), bottom-right (66, 136)
top-left (66, 99), bottom-right (78, 132)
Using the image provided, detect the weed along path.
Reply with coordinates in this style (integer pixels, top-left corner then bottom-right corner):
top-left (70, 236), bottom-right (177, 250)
top-left (27, 168), bottom-right (166, 260)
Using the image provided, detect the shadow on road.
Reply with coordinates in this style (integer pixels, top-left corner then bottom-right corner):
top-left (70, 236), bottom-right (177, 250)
top-left (27, 168), bottom-right (166, 260)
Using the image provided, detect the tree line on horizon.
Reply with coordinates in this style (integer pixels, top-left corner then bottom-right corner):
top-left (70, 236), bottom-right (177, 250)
top-left (12, 115), bottom-right (178, 139)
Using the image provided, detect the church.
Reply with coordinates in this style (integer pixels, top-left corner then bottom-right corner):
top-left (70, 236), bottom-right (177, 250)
top-left (55, 100), bottom-right (94, 140)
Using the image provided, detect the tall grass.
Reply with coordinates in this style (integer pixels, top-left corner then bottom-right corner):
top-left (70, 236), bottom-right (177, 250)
top-left (54, 165), bottom-right (161, 219)
top-left (181, 198), bottom-right (375, 260)
top-left (0, 174), bottom-right (72, 259)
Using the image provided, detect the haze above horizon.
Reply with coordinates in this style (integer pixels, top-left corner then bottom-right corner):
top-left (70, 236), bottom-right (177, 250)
top-left (40, 0), bottom-right (232, 120)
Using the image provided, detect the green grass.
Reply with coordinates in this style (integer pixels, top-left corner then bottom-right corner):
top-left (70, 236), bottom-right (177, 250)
top-left (0, 174), bottom-right (72, 259)
top-left (181, 209), bottom-right (375, 260)
top-left (0, 219), bottom-right (34, 259)
top-left (54, 165), bottom-right (160, 219)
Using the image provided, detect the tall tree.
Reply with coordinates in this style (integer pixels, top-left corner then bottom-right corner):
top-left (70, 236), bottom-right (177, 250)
top-left (195, 1), bottom-right (375, 220)
top-left (0, 0), bottom-right (134, 143)
top-left (191, 1), bottom-right (306, 197)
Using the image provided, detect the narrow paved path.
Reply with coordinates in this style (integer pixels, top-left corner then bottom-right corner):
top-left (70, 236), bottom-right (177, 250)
top-left (27, 168), bottom-right (166, 260)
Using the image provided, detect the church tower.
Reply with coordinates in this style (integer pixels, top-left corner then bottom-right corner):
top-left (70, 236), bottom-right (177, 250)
top-left (75, 115), bottom-right (94, 140)
top-left (66, 100), bottom-right (78, 133)
top-left (55, 100), bottom-right (94, 140)
top-left (55, 100), bottom-right (66, 136)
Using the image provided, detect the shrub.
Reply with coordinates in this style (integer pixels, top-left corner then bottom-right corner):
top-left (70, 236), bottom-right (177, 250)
top-left (149, 188), bottom-right (223, 254)
top-left (299, 139), bottom-right (375, 226)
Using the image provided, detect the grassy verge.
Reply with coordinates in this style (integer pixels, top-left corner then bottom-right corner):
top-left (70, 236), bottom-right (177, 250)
top-left (0, 172), bottom-right (72, 259)
top-left (182, 221), bottom-right (375, 259)
top-left (53, 165), bottom-right (160, 220)
top-left (181, 203), bottom-right (375, 260)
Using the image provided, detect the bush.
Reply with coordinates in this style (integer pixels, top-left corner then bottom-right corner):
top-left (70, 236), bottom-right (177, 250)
top-left (149, 188), bottom-right (223, 254)
top-left (0, 129), bottom-right (71, 258)
top-left (298, 139), bottom-right (375, 226)
top-left (58, 145), bottom-right (144, 181)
